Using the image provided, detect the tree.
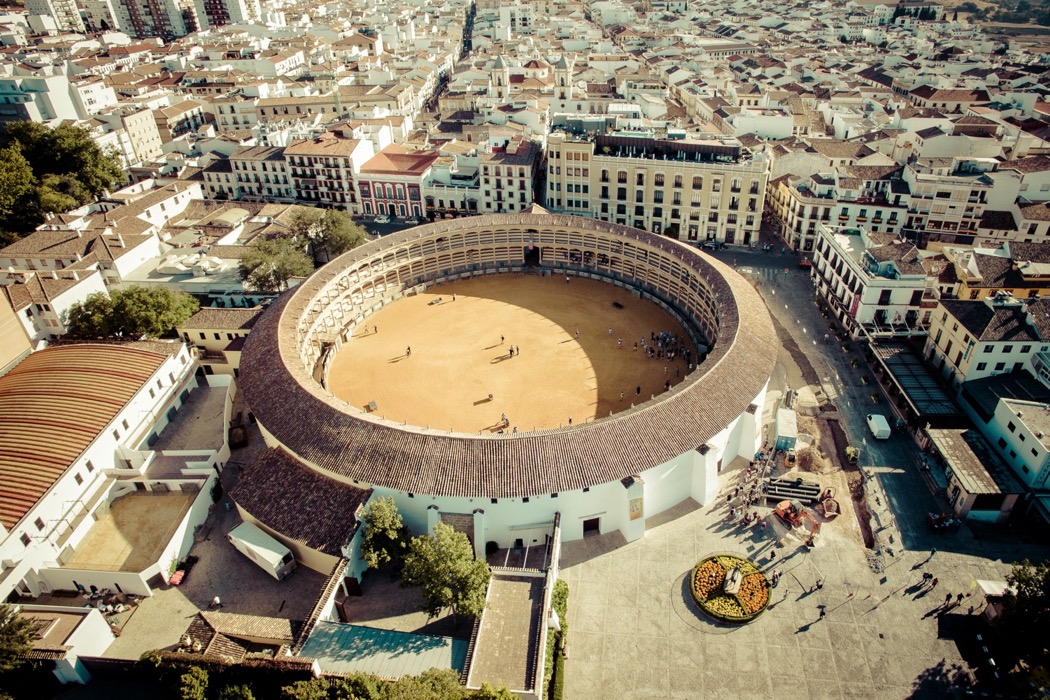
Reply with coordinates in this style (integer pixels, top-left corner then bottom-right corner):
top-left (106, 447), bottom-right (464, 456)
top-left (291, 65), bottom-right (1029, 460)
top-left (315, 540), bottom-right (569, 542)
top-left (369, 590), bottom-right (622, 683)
top-left (289, 208), bottom-right (369, 264)
top-left (281, 679), bottom-right (329, 700)
top-left (0, 604), bottom-right (42, 673)
top-left (380, 669), bottom-right (465, 700)
top-left (239, 237), bottom-right (315, 292)
top-left (65, 286), bottom-right (199, 339)
top-left (217, 685), bottom-right (255, 700)
top-left (1000, 560), bottom-right (1050, 682)
top-left (4, 121), bottom-right (123, 201)
top-left (0, 146), bottom-right (35, 227)
top-left (360, 496), bottom-right (410, 570)
top-left (179, 666), bottom-right (209, 700)
top-left (401, 523), bottom-right (491, 620)
top-left (471, 683), bottom-right (515, 699)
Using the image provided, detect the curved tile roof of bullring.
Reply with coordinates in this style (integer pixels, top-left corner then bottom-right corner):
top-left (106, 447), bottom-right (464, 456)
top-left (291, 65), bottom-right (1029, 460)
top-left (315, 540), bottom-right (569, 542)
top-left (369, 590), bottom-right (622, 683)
top-left (238, 212), bottom-right (777, 499)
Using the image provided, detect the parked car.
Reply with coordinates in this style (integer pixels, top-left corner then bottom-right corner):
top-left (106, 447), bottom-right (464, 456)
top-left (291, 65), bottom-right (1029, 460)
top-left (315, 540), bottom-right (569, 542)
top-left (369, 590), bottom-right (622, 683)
top-left (866, 413), bottom-right (891, 440)
top-left (374, 214), bottom-right (390, 224)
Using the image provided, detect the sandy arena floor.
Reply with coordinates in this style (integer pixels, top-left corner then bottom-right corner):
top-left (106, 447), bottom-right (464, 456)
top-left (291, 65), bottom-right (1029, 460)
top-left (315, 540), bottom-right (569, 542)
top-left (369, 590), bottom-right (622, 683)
top-left (326, 275), bottom-right (698, 432)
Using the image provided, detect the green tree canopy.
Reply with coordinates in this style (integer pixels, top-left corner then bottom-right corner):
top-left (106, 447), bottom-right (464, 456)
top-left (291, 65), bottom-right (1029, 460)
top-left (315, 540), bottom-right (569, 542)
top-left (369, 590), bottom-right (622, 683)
top-left (401, 523), bottom-right (491, 620)
top-left (179, 666), bottom-right (209, 700)
top-left (0, 604), bottom-right (42, 673)
top-left (239, 237), bottom-right (315, 292)
top-left (360, 496), bottom-right (410, 571)
top-left (0, 146), bottom-right (35, 227)
top-left (65, 286), bottom-right (199, 339)
top-left (4, 121), bottom-right (123, 201)
top-left (1001, 559), bottom-right (1050, 683)
top-left (300, 209), bottom-right (369, 264)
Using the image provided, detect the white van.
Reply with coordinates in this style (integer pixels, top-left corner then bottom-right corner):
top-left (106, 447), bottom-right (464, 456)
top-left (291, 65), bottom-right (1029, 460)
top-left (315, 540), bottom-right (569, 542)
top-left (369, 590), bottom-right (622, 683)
top-left (227, 522), bottom-right (297, 581)
top-left (866, 414), bottom-right (891, 440)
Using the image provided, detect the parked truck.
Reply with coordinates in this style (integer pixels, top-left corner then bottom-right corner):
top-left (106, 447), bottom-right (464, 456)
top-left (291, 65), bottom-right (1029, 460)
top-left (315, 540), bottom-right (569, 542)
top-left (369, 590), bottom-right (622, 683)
top-left (227, 521), bottom-right (297, 581)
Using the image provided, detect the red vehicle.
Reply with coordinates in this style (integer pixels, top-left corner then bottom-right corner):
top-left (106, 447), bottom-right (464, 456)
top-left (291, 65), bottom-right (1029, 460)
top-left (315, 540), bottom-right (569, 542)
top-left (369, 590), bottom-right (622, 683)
top-left (798, 257), bottom-right (813, 269)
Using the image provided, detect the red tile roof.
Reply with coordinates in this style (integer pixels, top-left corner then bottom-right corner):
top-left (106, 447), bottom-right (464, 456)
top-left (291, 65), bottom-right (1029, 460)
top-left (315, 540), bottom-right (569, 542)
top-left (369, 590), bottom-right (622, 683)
top-left (0, 345), bottom-right (167, 529)
top-left (359, 144), bottom-right (440, 176)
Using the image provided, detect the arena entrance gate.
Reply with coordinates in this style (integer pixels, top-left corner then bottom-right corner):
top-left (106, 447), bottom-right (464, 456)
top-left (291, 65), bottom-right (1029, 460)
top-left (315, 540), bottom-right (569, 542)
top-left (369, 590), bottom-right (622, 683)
top-left (523, 243), bottom-right (541, 267)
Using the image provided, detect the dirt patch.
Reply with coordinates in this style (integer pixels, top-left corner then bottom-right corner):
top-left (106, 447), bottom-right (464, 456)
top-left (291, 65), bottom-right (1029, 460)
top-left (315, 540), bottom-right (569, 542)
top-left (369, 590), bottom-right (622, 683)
top-left (769, 314), bottom-right (820, 387)
top-left (818, 414), bottom-right (876, 549)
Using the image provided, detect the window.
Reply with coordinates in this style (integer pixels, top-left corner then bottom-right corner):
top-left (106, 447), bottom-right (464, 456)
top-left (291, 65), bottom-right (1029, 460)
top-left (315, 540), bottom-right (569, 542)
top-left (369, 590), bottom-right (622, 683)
top-left (1022, 345), bottom-right (1032, 353)
top-left (113, 429), bottom-right (120, 440)
top-left (878, 290), bottom-right (891, 305)
top-left (998, 437), bottom-right (1007, 448)
top-left (692, 176), bottom-right (703, 190)
top-left (617, 171), bottom-right (627, 183)
top-left (74, 473), bottom-right (83, 485)
top-left (674, 175), bottom-right (682, 188)
top-left (1003, 345), bottom-right (1014, 353)
top-left (1009, 422), bottom-right (1016, 433)
top-left (20, 533), bottom-right (30, 547)
top-left (86, 460), bottom-right (94, 472)
top-left (636, 173), bottom-right (645, 186)
top-left (122, 419), bottom-right (129, 430)
top-left (983, 345), bottom-right (993, 353)
top-left (976, 362), bottom-right (986, 371)
top-left (995, 362), bottom-right (1005, 371)
top-left (34, 517), bottom-right (44, 531)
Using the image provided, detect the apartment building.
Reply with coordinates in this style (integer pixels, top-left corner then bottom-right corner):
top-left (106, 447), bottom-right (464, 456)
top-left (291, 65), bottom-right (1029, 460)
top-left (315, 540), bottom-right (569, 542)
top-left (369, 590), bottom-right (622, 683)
top-left (228, 145), bottom-right (295, 201)
top-left (358, 144), bottom-right (440, 219)
top-left (95, 106), bottom-right (165, 166)
top-left (545, 123), bottom-right (769, 244)
top-left (769, 166), bottom-right (909, 252)
top-left (811, 224), bottom-right (934, 338)
top-left (478, 138), bottom-right (540, 214)
top-left (285, 133), bottom-right (374, 213)
top-left (941, 242), bottom-right (1050, 301)
top-left (924, 294), bottom-right (1050, 390)
top-left (153, 101), bottom-right (209, 143)
top-left (115, 0), bottom-right (188, 40)
top-left (903, 157), bottom-right (995, 245)
top-left (24, 0), bottom-right (84, 32)
top-left (2, 269), bottom-right (108, 345)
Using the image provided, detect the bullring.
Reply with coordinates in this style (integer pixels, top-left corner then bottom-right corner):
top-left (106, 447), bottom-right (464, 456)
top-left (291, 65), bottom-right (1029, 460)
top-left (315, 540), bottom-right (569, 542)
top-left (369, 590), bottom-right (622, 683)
top-left (236, 208), bottom-right (777, 566)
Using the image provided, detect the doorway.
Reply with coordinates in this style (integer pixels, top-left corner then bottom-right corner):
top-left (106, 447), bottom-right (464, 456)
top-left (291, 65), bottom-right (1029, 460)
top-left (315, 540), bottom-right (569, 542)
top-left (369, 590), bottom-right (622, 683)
top-left (582, 517), bottom-right (600, 536)
top-left (523, 244), bottom-right (540, 267)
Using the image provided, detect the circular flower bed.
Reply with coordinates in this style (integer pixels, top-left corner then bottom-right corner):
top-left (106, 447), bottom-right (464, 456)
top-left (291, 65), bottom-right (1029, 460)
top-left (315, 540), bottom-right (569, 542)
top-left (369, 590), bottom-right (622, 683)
top-left (690, 553), bottom-right (770, 624)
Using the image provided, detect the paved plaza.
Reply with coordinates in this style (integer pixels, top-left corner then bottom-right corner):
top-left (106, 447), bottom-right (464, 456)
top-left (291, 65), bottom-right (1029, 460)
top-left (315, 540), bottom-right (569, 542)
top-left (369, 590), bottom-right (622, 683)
top-left (559, 245), bottom-right (1049, 699)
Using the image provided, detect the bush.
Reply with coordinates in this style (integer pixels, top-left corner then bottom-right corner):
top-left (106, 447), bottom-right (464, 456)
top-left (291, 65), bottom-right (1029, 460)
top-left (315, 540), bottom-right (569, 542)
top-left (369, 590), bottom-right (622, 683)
top-left (485, 540), bottom-right (500, 557)
top-left (544, 580), bottom-right (570, 699)
top-left (281, 679), bottom-right (329, 700)
top-left (219, 685), bottom-right (255, 700)
top-left (180, 666), bottom-right (209, 700)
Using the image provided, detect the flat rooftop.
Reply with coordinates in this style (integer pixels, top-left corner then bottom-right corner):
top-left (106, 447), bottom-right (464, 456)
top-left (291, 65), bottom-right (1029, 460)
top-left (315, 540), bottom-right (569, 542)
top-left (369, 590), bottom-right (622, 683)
top-left (300, 621), bottom-right (468, 678)
top-left (65, 492), bottom-right (195, 572)
top-left (928, 428), bottom-right (1025, 495)
top-left (468, 575), bottom-right (545, 693)
top-left (871, 340), bottom-right (960, 419)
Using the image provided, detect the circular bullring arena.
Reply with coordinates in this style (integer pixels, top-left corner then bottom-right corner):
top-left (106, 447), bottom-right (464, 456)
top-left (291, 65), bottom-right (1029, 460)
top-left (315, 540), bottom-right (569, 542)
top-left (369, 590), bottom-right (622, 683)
top-left (238, 209), bottom-right (777, 549)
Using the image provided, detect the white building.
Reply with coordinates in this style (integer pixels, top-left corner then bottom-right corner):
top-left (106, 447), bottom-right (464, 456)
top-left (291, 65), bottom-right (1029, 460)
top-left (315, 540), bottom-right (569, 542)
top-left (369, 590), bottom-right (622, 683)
top-left (0, 343), bottom-right (223, 601)
top-left (811, 224), bottom-right (933, 338)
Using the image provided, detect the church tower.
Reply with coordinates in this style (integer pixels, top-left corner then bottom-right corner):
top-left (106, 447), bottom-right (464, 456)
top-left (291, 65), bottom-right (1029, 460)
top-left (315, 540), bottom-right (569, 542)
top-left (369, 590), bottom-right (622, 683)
top-left (491, 55), bottom-right (510, 99)
top-left (554, 54), bottom-right (574, 100)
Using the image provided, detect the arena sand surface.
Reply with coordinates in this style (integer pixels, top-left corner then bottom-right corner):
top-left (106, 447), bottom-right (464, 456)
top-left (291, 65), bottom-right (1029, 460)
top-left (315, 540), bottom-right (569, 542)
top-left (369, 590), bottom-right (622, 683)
top-left (327, 274), bottom-right (697, 433)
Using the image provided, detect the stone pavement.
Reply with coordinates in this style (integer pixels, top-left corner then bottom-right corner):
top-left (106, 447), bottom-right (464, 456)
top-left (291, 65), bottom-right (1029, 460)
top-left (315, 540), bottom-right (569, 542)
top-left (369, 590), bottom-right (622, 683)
top-left (560, 494), bottom-right (1003, 700)
top-left (560, 247), bottom-right (1050, 698)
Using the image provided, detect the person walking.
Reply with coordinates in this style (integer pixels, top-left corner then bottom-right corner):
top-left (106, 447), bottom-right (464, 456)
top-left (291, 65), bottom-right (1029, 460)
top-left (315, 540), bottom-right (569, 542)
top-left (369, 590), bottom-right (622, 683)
top-left (501, 335), bottom-right (504, 344)
top-left (944, 592), bottom-right (953, 606)
top-left (635, 385), bottom-right (641, 396)
top-left (930, 577), bottom-right (939, 590)
top-left (406, 346), bottom-right (411, 356)
top-left (210, 596), bottom-right (222, 609)
top-left (374, 325), bottom-right (378, 334)
top-left (619, 390), bottom-right (624, 400)
top-left (452, 293), bottom-right (456, 302)
top-left (818, 607), bottom-right (826, 621)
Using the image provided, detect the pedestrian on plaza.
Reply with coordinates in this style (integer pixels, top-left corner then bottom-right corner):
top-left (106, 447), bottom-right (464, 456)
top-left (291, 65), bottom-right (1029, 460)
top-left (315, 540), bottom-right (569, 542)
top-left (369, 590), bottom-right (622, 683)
top-left (620, 390), bottom-right (624, 400)
top-left (956, 593), bottom-right (964, 605)
top-left (727, 493), bottom-right (732, 504)
top-left (921, 572), bottom-right (933, 586)
top-left (768, 548), bottom-right (775, 561)
top-left (210, 596), bottom-right (223, 609)
top-left (818, 607), bottom-right (826, 621)
top-left (575, 329), bottom-right (580, 339)
top-left (930, 578), bottom-right (939, 589)
top-left (374, 325), bottom-right (378, 334)
top-left (406, 346), bottom-right (411, 356)
top-left (608, 328), bottom-right (613, 336)
top-left (815, 579), bottom-right (823, 591)
top-left (944, 593), bottom-right (952, 606)
top-left (452, 293), bottom-right (456, 302)
top-left (568, 416), bottom-right (573, 425)
top-left (566, 275), bottom-right (570, 283)
top-left (501, 335), bottom-right (504, 344)
top-left (636, 386), bottom-right (641, 396)
top-left (618, 338), bottom-right (623, 349)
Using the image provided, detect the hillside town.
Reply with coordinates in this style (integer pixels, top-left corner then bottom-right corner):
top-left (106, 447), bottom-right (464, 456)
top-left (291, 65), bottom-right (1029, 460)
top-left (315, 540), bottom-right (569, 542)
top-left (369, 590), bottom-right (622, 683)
top-left (1, 0), bottom-right (1050, 697)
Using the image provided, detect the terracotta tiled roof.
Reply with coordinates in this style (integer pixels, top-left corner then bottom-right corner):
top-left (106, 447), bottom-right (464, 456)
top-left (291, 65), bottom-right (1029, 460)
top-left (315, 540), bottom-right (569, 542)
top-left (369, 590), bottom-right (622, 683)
top-left (180, 307), bottom-right (263, 331)
top-left (0, 345), bottom-right (167, 529)
top-left (232, 447), bottom-right (371, 555)
top-left (238, 213), bottom-right (777, 499)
